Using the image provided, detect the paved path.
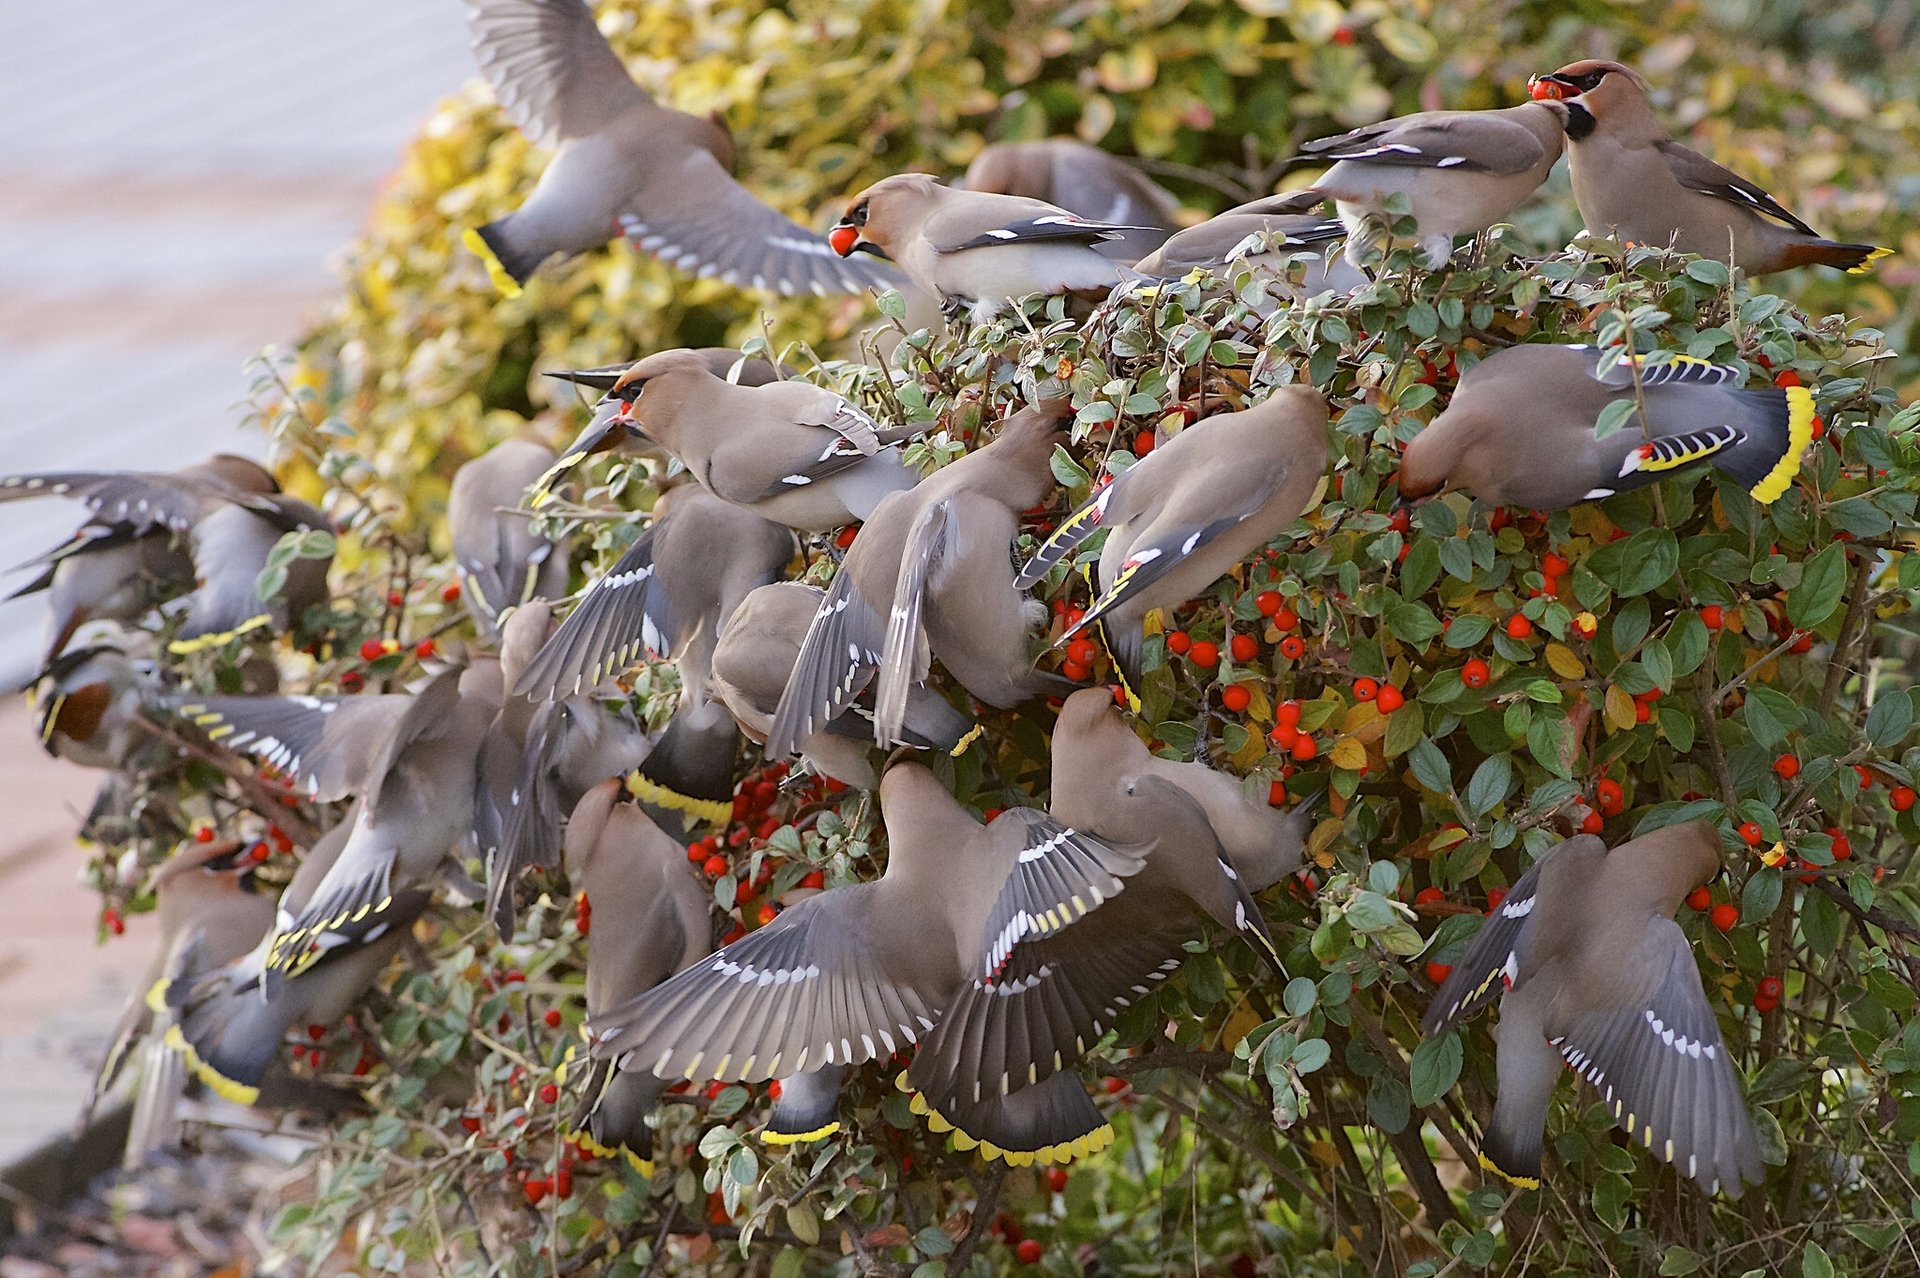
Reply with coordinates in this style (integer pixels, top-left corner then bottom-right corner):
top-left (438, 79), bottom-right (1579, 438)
top-left (0, 0), bottom-right (473, 1167)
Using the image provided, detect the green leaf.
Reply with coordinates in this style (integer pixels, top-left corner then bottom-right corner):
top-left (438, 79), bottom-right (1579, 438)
top-left (1801, 1242), bottom-right (1834, 1278)
top-left (1588, 529), bottom-right (1679, 597)
top-left (1408, 1033), bottom-right (1462, 1107)
top-left (1593, 397), bottom-right (1641, 443)
top-left (1464, 754), bottom-right (1512, 816)
top-left (1742, 870), bottom-right (1782, 925)
top-left (1801, 887), bottom-right (1840, 955)
top-left (1402, 539), bottom-right (1441, 598)
top-left (1865, 691), bottom-right (1914, 749)
top-left (1283, 976), bottom-right (1318, 1017)
top-left (1444, 614), bottom-right (1491, 647)
top-left (1291, 1037), bottom-right (1332, 1073)
top-left (1788, 543), bottom-right (1847, 628)
top-left (1659, 1245), bottom-right (1705, 1275)
top-left (1049, 444), bottom-right (1091, 488)
top-left (1386, 600), bottom-right (1444, 645)
top-left (1409, 738), bottom-right (1453, 793)
top-left (1346, 890), bottom-right (1398, 933)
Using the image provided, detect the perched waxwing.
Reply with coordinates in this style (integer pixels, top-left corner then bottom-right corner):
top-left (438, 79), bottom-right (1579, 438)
top-left (767, 401), bottom-right (1074, 759)
top-left (902, 688), bottom-right (1286, 1162)
top-left (448, 438), bottom-right (571, 639)
top-left (1, 456), bottom-right (331, 659)
top-left (513, 484), bottom-right (797, 703)
top-left (962, 139), bottom-right (1181, 263)
top-left (168, 690), bottom-right (413, 803)
top-left (829, 174), bottom-right (1149, 321)
top-left (258, 663), bottom-right (501, 996)
top-left (480, 601), bottom-right (652, 934)
top-left (711, 581), bottom-right (977, 788)
top-left (585, 349), bottom-right (918, 532)
top-left (88, 839), bottom-right (275, 1167)
top-left (532, 348), bottom-right (788, 500)
top-left (1131, 198), bottom-right (1363, 301)
top-left (1529, 62), bottom-right (1883, 275)
top-left (167, 814), bottom-right (431, 1106)
top-left (461, 0), bottom-right (897, 297)
top-left (623, 697), bottom-right (741, 838)
top-left (561, 779), bottom-right (712, 1172)
top-left (1273, 100), bottom-right (1568, 268)
top-left (588, 757), bottom-right (1147, 1157)
top-left (1421, 823), bottom-right (1765, 1196)
top-left (31, 642), bottom-right (154, 770)
top-left (1020, 387), bottom-right (1328, 699)
top-left (1397, 343), bottom-right (1816, 511)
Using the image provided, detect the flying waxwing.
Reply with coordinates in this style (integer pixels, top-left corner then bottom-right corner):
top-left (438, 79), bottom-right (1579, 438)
top-left (1529, 62), bottom-right (1884, 276)
top-left (902, 688), bottom-right (1286, 1163)
top-left (258, 663), bottom-right (502, 997)
top-left (168, 689), bottom-right (413, 803)
top-left (480, 601), bottom-right (652, 934)
top-left (1421, 822), bottom-right (1765, 1196)
top-left (1397, 344), bottom-right (1816, 511)
top-left (166, 814), bottom-right (431, 1106)
top-left (1131, 198), bottom-right (1363, 301)
top-left (513, 484), bottom-right (797, 703)
top-left (0, 456), bottom-right (332, 658)
top-left (712, 581), bottom-right (978, 788)
top-left (561, 779), bottom-right (712, 1172)
top-left (962, 139), bottom-right (1181, 263)
top-left (829, 174), bottom-right (1149, 321)
top-left (1020, 387), bottom-right (1329, 700)
top-left (449, 438), bottom-right (571, 639)
top-left (767, 400), bottom-right (1074, 759)
top-left (460, 0), bottom-right (897, 297)
top-left (88, 839), bottom-right (275, 1167)
top-left (1272, 100), bottom-right (1568, 268)
top-left (31, 643), bottom-right (153, 770)
top-left (587, 349), bottom-right (919, 532)
top-left (532, 348), bottom-right (789, 501)
top-left (588, 757), bottom-right (1149, 1158)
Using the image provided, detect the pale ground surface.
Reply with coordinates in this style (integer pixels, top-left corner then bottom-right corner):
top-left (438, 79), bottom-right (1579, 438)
top-left (0, 0), bottom-right (472, 1166)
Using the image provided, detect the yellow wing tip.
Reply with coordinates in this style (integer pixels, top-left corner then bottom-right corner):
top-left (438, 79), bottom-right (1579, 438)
top-left (625, 773), bottom-right (733, 826)
top-left (1748, 384), bottom-right (1815, 505)
top-left (1847, 247), bottom-right (1894, 274)
top-left (949, 723), bottom-right (986, 758)
top-left (461, 227), bottom-right (524, 298)
top-left (761, 1121), bottom-right (840, 1146)
top-left (145, 977), bottom-right (173, 1015)
top-left (1476, 1150), bottom-right (1540, 1189)
top-left (168, 614), bottom-right (272, 655)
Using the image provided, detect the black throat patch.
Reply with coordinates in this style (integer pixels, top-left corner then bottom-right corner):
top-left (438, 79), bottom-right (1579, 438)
top-left (1565, 103), bottom-right (1597, 142)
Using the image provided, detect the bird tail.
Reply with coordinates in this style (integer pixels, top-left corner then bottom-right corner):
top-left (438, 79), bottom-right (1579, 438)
top-left (164, 971), bottom-right (275, 1107)
top-left (1477, 1133), bottom-right (1544, 1191)
top-left (761, 1065), bottom-right (847, 1146)
top-left (1715, 385), bottom-right (1816, 504)
top-left (626, 701), bottom-right (740, 835)
top-left (571, 1056), bottom-right (663, 1176)
top-left (901, 1069), bottom-right (1114, 1168)
top-left (123, 1036), bottom-right (188, 1170)
top-left (1778, 240), bottom-right (1889, 274)
top-left (461, 223), bottom-right (534, 296)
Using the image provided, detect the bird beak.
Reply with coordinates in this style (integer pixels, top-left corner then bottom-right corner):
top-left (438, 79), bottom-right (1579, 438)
top-left (546, 367), bottom-right (626, 393)
top-left (1527, 74), bottom-right (1575, 102)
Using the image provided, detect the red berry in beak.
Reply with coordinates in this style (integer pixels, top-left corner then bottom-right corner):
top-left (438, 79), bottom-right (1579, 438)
top-left (828, 224), bottom-right (860, 257)
top-left (1528, 76), bottom-right (1567, 102)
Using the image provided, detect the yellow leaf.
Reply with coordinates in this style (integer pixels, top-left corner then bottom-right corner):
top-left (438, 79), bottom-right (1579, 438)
top-left (1545, 642), bottom-right (1585, 680)
top-left (1329, 737), bottom-right (1368, 771)
top-left (1307, 816), bottom-right (1342, 862)
top-left (1605, 684), bottom-right (1638, 732)
top-left (1221, 1003), bottom-right (1265, 1051)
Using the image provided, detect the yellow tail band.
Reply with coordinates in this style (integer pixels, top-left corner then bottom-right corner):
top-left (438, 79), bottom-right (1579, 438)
top-left (949, 723), bottom-right (986, 758)
top-left (1748, 385), bottom-right (1815, 504)
top-left (168, 614), bottom-right (272, 655)
top-left (1476, 1150), bottom-right (1541, 1190)
top-left (625, 773), bottom-right (732, 827)
top-left (762, 1121), bottom-right (840, 1146)
top-left (461, 227), bottom-right (524, 298)
top-left (900, 1071), bottom-right (1116, 1167)
top-left (1847, 247), bottom-right (1894, 276)
top-left (162, 1024), bottom-right (260, 1107)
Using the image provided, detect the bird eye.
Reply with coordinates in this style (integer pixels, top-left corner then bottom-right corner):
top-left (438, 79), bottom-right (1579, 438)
top-left (1578, 71), bottom-right (1606, 91)
top-left (851, 202), bottom-right (869, 228)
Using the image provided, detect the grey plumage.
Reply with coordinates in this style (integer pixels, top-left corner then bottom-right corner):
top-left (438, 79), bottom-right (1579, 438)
top-left (449, 438), bottom-right (571, 639)
top-left (962, 139), bottom-right (1180, 263)
top-left (1131, 199), bottom-right (1362, 302)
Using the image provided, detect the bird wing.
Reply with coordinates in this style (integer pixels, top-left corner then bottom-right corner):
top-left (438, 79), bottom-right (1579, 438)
top-left (171, 693), bottom-right (411, 802)
top-left (926, 207), bottom-right (1152, 254)
top-left (975, 808), bottom-right (1151, 981)
top-left (0, 469), bottom-right (249, 535)
top-left (484, 700), bottom-right (571, 934)
top-left (513, 529), bottom-right (675, 699)
top-left (589, 883), bottom-right (942, 1082)
top-left (1653, 140), bottom-right (1822, 237)
top-left (1065, 510), bottom-right (1259, 641)
top-left (1588, 348), bottom-right (1741, 387)
top-left (770, 384), bottom-right (884, 455)
top-left (1301, 114), bottom-right (1548, 175)
top-left (1547, 917), bottom-right (1766, 1196)
top-left (617, 148), bottom-right (901, 297)
top-left (700, 418), bottom-right (889, 507)
top-left (363, 670), bottom-right (470, 821)
top-left (1420, 846), bottom-right (1565, 1037)
top-left (465, 0), bottom-right (647, 148)
top-left (764, 562), bottom-right (886, 760)
top-left (873, 498), bottom-right (950, 746)
top-left (262, 856), bottom-right (422, 991)
top-left (1015, 479), bottom-right (1121, 590)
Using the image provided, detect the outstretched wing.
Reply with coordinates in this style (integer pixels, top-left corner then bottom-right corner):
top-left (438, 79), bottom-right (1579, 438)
top-left (1015, 479), bottom-right (1120, 591)
top-left (466, 0), bottom-right (647, 147)
top-left (513, 530), bottom-right (675, 700)
top-left (873, 498), bottom-right (950, 746)
top-left (1421, 846), bottom-right (1567, 1037)
top-left (172, 693), bottom-right (411, 802)
top-left (764, 563), bottom-right (885, 761)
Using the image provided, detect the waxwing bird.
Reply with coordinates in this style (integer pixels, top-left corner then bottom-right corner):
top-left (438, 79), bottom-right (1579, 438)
top-left (561, 779), bottom-right (712, 1172)
top-left (513, 484), bottom-right (797, 703)
top-left (903, 688), bottom-right (1286, 1160)
top-left (962, 139), bottom-right (1181, 263)
top-left (167, 815), bottom-right (430, 1106)
top-left (480, 601), bottom-right (652, 934)
top-left (1, 456), bottom-right (332, 659)
top-left (31, 643), bottom-right (153, 770)
top-left (1421, 822), bottom-right (1765, 1196)
top-left (168, 689), bottom-right (413, 803)
top-left (448, 438), bottom-right (571, 639)
top-left (830, 174), bottom-right (1149, 321)
top-left (1131, 199), bottom-right (1363, 301)
top-left (623, 697), bottom-right (742, 838)
top-left (1273, 100), bottom-right (1568, 269)
top-left (712, 581), bottom-right (977, 788)
top-left (1021, 387), bottom-right (1329, 697)
top-left (586, 349), bottom-right (918, 532)
top-left (589, 758), bottom-right (1147, 1160)
top-left (88, 839), bottom-right (275, 1167)
top-left (462, 0), bottom-right (896, 297)
top-left (1398, 343), bottom-right (1816, 511)
top-left (767, 401), bottom-right (1074, 759)
top-left (259, 663), bottom-right (502, 996)
top-left (532, 348), bottom-right (788, 500)
top-left (1529, 62), bottom-right (1884, 276)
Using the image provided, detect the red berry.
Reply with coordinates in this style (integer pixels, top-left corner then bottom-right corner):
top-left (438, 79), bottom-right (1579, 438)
top-left (524, 1178), bottom-right (549, 1206)
top-left (1065, 637), bottom-right (1098, 667)
top-left (1700, 605), bottom-right (1724, 630)
top-left (1893, 786), bottom-right (1916, 812)
top-left (1826, 828), bottom-right (1851, 861)
top-left (1596, 778), bottom-right (1624, 814)
top-left (1542, 553), bottom-right (1570, 577)
top-left (1104, 1076), bottom-right (1128, 1094)
top-left (1331, 24), bottom-right (1355, 44)
top-left (387, 590), bottom-right (404, 608)
top-left (1375, 684), bottom-right (1405, 713)
top-left (539, 1083), bottom-right (559, 1104)
top-left (800, 870), bottom-right (826, 889)
top-left (1505, 614), bottom-right (1534, 639)
top-left (415, 639), bottom-right (436, 660)
top-left (1753, 992), bottom-right (1778, 1014)
top-left (1774, 369), bottom-right (1802, 388)
top-left (1580, 810), bottom-right (1605, 835)
top-left (1757, 975), bottom-right (1783, 1000)
top-left (1272, 606), bottom-right (1300, 632)
top-left (1425, 962), bottom-right (1453, 984)
top-left (1414, 887), bottom-right (1445, 905)
top-left (1230, 633), bottom-right (1258, 663)
top-left (1461, 659), bottom-right (1490, 689)
top-left (1267, 780), bottom-right (1290, 807)
top-left (340, 670), bottom-right (364, 690)
top-left (757, 903), bottom-right (778, 926)
top-left (1165, 630), bottom-right (1192, 656)
top-left (1486, 888), bottom-right (1507, 912)
top-left (1290, 735), bottom-right (1318, 761)
top-left (359, 638), bottom-right (386, 662)
top-left (1686, 885), bottom-right (1712, 911)
top-left (1060, 660), bottom-right (1090, 682)
top-left (1789, 632), bottom-right (1813, 655)
top-left (1045, 1168), bottom-right (1069, 1193)
top-left (501, 969), bottom-right (525, 986)
top-left (1017, 1239), bottom-right (1045, 1264)
top-left (1279, 635), bottom-right (1306, 660)
top-left (460, 1114), bottom-right (482, 1133)
top-left (1710, 902), bottom-right (1739, 932)
top-left (194, 826), bottom-right (215, 843)
top-left (1388, 508), bottom-right (1412, 535)
top-left (1268, 723), bottom-right (1299, 750)
top-left (1738, 822), bottom-right (1764, 847)
top-left (1634, 700), bottom-right (1652, 724)
top-left (1221, 685), bottom-right (1251, 713)
top-left (1188, 640), bottom-right (1220, 669)
top-left (440, 581), bottom-right (461, 603)
top-left (1256, 591), bottom-right (1282, 617)
top-left (1773, 755), bottom-right (1799, 780)
top-left (1352, 678), bottom-right (1379, 702)
top-left (554, 1166), bottom-right (574, 1199)
top-left (834, 524), bottom-right (859, 550)
top-left (1134, 431), bottom-right (1155, 455)
top-left (1856, 766), bottom-right (1874, 790)
top-left (1274, 700), bottom-right (1302, 726)
top-left (686, 843), bottom-right (706, 864)
top-left (703, 854), bottom-right (728, 878)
